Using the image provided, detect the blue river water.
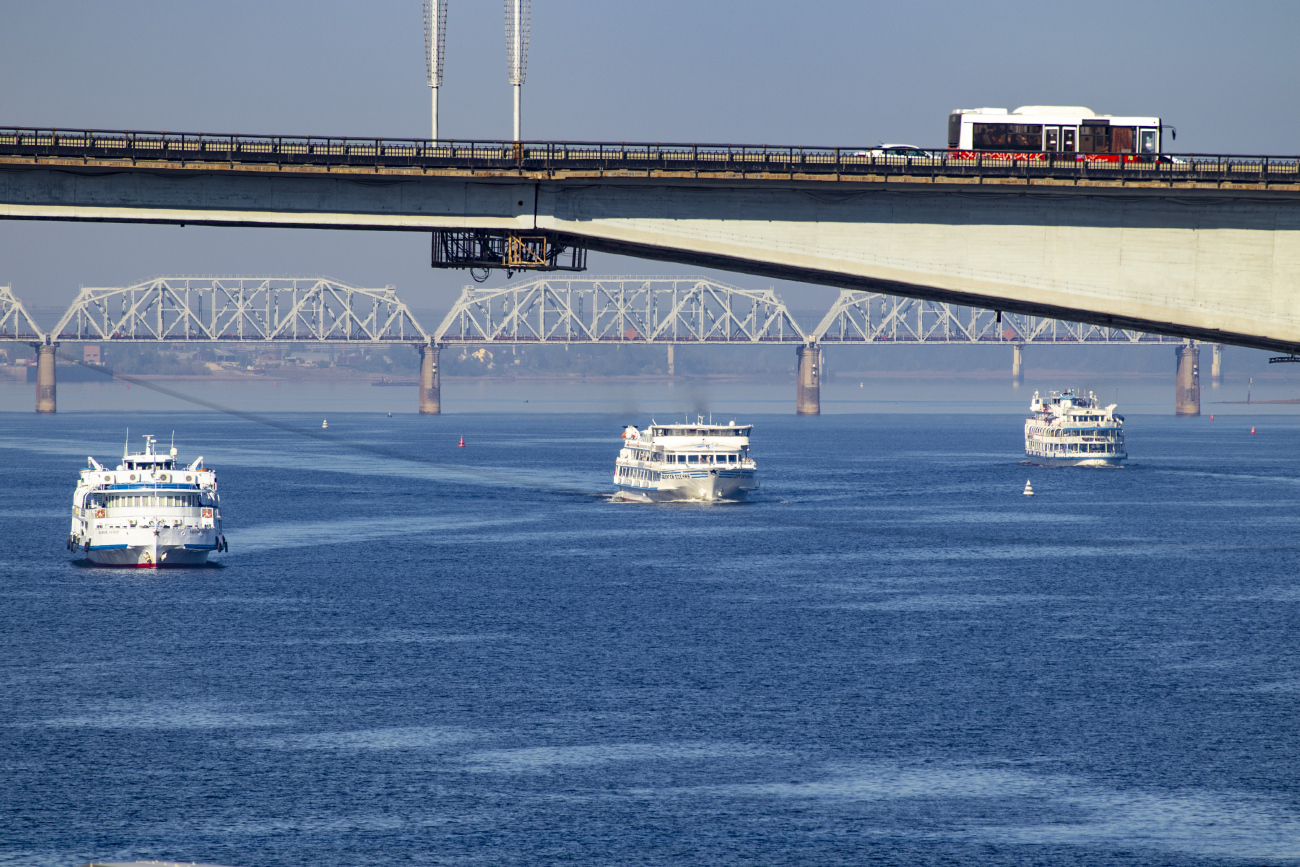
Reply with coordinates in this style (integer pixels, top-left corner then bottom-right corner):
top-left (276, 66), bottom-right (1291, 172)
top-left (1, 410), bottom-right (1298, 867)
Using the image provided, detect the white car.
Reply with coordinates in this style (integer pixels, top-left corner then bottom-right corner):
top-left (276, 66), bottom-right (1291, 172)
top-left (858, 144), bottom-right (932, 159)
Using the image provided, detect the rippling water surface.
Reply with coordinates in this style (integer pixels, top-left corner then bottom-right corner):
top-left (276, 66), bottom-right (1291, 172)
top-left (2, 411), bottom-right (1298, 867)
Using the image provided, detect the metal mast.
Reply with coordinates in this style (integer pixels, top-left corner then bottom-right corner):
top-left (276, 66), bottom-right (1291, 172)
top-left (504, 0), bottom-right (529, 141)
top-left (423, 0), bottom-right (448, 141)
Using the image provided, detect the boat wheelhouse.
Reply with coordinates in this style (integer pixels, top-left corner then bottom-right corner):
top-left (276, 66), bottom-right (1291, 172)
top-left (614, 417), bottom-right (758, 502)
top-left (68, 434), bottom-right (226, 567)
top-left (1025, 390), bottom-right (1126, 467)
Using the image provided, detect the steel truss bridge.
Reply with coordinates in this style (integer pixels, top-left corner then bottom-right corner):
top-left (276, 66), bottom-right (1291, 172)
top-left (433, 278), bottom-right (806, 345)
top-left (812, 291), bottom-right (1184, 345)
top-left (1, 276), bottom-right (1210, 415)
top-left (47, 277), bottom-right (428, 344)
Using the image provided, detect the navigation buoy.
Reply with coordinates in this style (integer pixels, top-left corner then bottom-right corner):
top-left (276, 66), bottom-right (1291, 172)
top-left (321, 419), bottom-right (328, 429)
top-left (1023, 479), bottom-right (1035, 496)
top-left (1210, 414), bottom-right (1214, 420)
top-left (1251, 427), bottom-right (1256, 435)
top-left (458, 436), bottom-right (465, 448)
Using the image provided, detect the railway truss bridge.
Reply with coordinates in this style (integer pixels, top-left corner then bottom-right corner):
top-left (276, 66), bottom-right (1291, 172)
top-left (3, 276), bottom-right (1217, 416)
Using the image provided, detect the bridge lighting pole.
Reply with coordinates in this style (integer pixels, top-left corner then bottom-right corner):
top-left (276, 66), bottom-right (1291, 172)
top-left (423, 0), bottom-right (448, 142)
top-left (504, 0), bottom-right (529, 141)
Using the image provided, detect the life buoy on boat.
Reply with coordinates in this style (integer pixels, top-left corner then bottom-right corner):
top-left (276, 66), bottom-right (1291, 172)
top-left (95, 509), bottom-right (105, 518)
top-left (202, 509), bottom-right (213, 519)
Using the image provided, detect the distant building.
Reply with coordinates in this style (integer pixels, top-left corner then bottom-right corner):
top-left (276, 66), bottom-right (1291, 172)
top-left (83, 345), bottom-right (102, 365)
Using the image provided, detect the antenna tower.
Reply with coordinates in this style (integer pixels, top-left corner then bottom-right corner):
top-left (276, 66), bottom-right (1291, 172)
top-left (423, 0), bottom-right (448, 141)
top-left (504, 0), bottom-right (530, 141)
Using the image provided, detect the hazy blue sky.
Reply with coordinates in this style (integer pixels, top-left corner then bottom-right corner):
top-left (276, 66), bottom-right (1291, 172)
top-left (1, 0), bottom-right (1296, 319)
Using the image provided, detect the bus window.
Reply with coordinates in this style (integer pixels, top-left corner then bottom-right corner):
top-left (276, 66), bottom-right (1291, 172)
top-left (1140, 129), bottom-right (1157, 154)
top-left (1062, 128), bottom-right (1076, 152)
top-left (1045, 127), bottom-right (1059, 151)
top-left (1080, 122), bottom-right (1111, 153)
top-left (973, 123), bottom-right (1043, 151)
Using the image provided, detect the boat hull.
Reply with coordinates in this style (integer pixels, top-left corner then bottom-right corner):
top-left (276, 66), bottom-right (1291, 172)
top-left (1024, 454), bottom-right (1125, 468)
top-left (87, 544), bottom-right (214, 567)
top-left (615, 470), bottom-right (757, 503)
top-left (84, 526), bottom-right (219, 567)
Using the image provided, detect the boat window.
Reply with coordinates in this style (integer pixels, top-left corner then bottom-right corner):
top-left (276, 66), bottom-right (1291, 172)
top-left (688, 455), bottom-right (698, 463)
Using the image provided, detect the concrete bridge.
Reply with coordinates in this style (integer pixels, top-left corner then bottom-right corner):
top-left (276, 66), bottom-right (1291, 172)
top-left (2, 127), bottom-right (1299, 358)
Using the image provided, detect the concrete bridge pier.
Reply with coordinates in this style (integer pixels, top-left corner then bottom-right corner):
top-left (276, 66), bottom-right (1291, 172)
top-left (1211, 344), bottom-right (1223, 388)
top-left (1012, 343), bottom-right (1025, 388)
top-left (796, 343), bottom-right (820, 416)
top-left (418, 344), bottom-right (440, 415)
top-left (34, 342), bottom-right (56, 413)
top-left (1175, 343), bottom-right (1201, 416)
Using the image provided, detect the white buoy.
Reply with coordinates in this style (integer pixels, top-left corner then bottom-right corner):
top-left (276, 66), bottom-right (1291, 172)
top-left (1023, 479), bottom-right (1034, 496)
top-left (322, 419), bottom-right (328, 429)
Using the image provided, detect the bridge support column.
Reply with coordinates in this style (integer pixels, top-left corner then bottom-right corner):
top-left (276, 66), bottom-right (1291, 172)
top-left (1012, 342), bottom-right (1024, 388)
top-left (1211, 344), bottom-right (1223, 388)
top-left (796, 343), bottom-right (820, 416)
top-left (34, 342), bottom-right (56, 413)
top-left (419, 344), bottom-right (440, 415)
top-left (666, 345), bottom-right (675, 376)
top-left (1175, 343), bottom-right (1200, 416)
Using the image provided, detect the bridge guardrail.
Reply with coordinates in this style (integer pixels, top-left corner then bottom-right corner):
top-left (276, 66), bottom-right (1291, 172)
top-left (1, 127), bottom-right (1297, 186)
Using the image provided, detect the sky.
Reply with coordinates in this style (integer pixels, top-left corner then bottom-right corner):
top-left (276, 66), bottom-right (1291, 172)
top-left (1, 0), bottom-right (1297, 325)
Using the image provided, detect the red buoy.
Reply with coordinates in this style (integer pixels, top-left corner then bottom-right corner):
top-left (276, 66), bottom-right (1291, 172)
top-left (1210, 414), bottom-right (1214, 420)
top-left (458, 436), bottom-right (466, 448)
top-left (1251, 427), bottom-right (1256, 435)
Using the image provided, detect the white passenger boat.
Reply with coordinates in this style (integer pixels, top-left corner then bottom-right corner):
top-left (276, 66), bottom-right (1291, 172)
top-left (614, 417), bottom-right (758, 502)
top-left (67, 435), bottom-right (226, 567)
top-left (1025, 390), bottom-right (1126, 467)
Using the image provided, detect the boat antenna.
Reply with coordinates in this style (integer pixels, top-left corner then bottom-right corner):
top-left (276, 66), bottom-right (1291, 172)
top-left (123, 427), bottom-right (130, 458)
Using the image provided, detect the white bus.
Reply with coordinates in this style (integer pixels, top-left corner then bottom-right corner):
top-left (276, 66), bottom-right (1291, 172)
top-left (947, 106), bottom-right (1164, 160)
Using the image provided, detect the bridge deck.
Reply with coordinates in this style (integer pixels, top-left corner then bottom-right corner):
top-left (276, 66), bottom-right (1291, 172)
top-left (2, 127), bottom-right (1298, 191)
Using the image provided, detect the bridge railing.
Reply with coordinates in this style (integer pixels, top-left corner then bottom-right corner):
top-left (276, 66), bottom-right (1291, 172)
top-left (1, 127), bottom-right (1296, 184)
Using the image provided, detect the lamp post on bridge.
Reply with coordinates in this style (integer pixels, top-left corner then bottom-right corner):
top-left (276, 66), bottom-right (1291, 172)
top-left (423, 0), bottom-right (448, 142)
top-left (505, 0), bottom-right (529, 142)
